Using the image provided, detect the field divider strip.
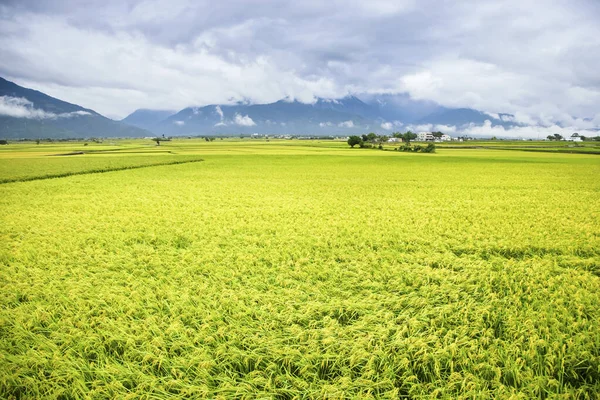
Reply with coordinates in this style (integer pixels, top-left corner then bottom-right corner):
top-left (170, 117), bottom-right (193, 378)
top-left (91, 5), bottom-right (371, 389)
top-left (0, 158), bottom-right (204, 184)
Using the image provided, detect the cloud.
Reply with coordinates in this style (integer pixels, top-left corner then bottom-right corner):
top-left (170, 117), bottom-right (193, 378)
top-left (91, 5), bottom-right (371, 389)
top-left (0, 0), bottom-right (598, 127)
top-left (319, 121), bottom-right (333, 127)
top-left (174, 120), bottom-right (185, 125)
top-left (213, 105), bottom-right (226, 126)
top-left (338, 120), bottom-right (354, 128)
top-left (234, 113), bottom-right (256, 126)
top-left (401, 120), bottom-right (598, 139)
top-left (0, 96), bottom-right (55, 118)
top-left (380, 122), bottom-right (393, 130)
top-left (458, 120), bottom-right (599, 139)
top-left (215, 105), bottom-right (224, 119)
top-left (0, 96), bottom-right (91, 119)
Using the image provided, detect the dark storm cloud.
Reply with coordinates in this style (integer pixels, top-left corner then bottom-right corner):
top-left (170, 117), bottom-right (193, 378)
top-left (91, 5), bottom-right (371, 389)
top-left (0, 0), bottom-right (599, 133)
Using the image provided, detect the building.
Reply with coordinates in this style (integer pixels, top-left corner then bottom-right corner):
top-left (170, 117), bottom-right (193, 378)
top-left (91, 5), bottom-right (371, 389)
top-left (567, 133), bottom-right (582, 142)
top-left (416, 132), bottom-right (434, 141)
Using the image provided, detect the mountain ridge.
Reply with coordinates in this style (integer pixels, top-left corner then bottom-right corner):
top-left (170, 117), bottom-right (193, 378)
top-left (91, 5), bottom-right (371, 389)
top-left (0, 77), bottom-right (150, 139)
top-left (1, 76), bottom-right (529, 139)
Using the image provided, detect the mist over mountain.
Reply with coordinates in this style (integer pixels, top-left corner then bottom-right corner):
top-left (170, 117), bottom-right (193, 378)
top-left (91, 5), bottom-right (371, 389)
top-left (122, 94), bottom-right (524, 136)
top-left (0, 77), bottom-right (149, 139)
top-left (1, 76), bottom-right (569, 140)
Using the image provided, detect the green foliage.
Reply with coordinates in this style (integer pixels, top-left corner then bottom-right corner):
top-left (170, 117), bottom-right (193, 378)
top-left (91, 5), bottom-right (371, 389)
top-left (347, 135), bottom-right (363, 148)
top-left (0, 139), bottom-right (599, 398)
top-left (397, 143), bottom-right (435, 153)
top-left (424, 143), bottom-right (436, 153)
top-left (401, 131), bottom-right (417, 144)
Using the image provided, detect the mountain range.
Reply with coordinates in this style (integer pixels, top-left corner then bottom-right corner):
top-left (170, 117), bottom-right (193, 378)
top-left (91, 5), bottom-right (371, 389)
top-left (124, 96), bottom-right (522, 136)
top-left (0, 77), bottom-right (524, 139)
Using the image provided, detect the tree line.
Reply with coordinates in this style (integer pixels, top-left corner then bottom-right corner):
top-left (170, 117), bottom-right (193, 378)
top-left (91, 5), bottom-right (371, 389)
top-left (347, 131), bottom-right (436, 153)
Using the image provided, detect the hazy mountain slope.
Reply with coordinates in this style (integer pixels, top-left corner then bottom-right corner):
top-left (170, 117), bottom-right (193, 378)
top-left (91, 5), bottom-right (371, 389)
top-left (121, 109), bottom-right (175, 131)
top-left (0, 77), bottom-right (150, 139)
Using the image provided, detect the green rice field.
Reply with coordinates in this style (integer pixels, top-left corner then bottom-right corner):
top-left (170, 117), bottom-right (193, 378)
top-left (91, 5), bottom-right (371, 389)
top-left (1, 139), bottom-right (599, 399)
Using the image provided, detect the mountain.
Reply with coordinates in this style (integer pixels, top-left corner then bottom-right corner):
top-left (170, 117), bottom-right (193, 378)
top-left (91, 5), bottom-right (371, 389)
top-left (0, 77), bottom-right (150, 139)
top-left (1, 75), bottom-right (527, 138)
top-left (358, 93), bottom-right (445, 123)
top-left (129, 94), bottom-right (526, 136)
top-left (151, 97), bottom-right (377, 135)
top-left (417, 107), bottom-right (522, 128)
top-left (121, 109), bottom-right (175, 131)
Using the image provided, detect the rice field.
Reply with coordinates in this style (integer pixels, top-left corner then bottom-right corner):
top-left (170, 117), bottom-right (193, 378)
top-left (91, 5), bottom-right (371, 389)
top-left (1, 139), bottom-right (599, 399)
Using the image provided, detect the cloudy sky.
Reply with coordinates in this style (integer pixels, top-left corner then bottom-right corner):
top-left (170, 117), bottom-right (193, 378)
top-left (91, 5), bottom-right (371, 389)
top-left (1, 0), bottom-right (599, 130)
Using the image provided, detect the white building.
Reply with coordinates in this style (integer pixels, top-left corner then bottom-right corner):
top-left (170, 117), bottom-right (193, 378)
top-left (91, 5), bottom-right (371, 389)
top-left (567, 133), bottom-right (582, 142)
top-left (416, 132), bottom-right (434, 141)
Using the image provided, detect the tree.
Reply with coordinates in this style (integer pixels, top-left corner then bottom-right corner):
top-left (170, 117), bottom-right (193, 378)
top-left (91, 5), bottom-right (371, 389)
top-left (402, 131), bottom-right (417, 144)
top-left (376, 135), bottom-right (389, 149)
top-left (152, 134), bottom-right (170, 146)
top-left (366, 132), bottom-right (378, 143)
top-left (546, 135), bottom-right (554, 141)
top-left (432, 131), bottom-right (443, 139)
top-left (423, 143), bottom-right (436, 153)
top-left (347, 135), bottom-right (363, 148)
top-left (553, 134), bottom-right (563, 141)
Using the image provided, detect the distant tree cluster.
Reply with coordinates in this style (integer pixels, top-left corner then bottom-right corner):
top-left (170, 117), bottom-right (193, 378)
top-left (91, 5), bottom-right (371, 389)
top-left (152, 135), bottom-right (171, 145)
top-left (347, 131), bottom-right (436, 153)
top-left (397, 143), bottom-right (436, 153)
top-left (546, 134), bottom-right (564, 141)
top-left (392, 131), bottom-right (418, 143)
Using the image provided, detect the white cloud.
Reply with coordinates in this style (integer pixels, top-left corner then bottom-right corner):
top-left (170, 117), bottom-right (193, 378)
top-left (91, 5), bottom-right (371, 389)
top-left (174, 120), bottom-right (185, 125)
top-left (0, 96), bottom-right (91, 119)
top-left (213, 105), bottom-right (226, 126)
top-left (215, 105), bottom-right (224, 119)
top-left (234, 113), bottom-right (256, 126)
top-left (400, 120), bottom-right (598, 139)
top-left (338, 120), bottom-right (354, 128)
top-left (0, 0), bottom-right (599, 127)
top-left (319, 121), bottom-right (333, 127)
top-left (0, 96), bottom-right (55, 118)
top-left (380, 122), bottom-right (393, 130)
top-left (459, 120), bottom-right (599, 139)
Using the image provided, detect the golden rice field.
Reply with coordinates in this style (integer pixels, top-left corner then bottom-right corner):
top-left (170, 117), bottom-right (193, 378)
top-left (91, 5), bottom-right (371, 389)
top-left (1, 139), bottom-right (599, 399)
